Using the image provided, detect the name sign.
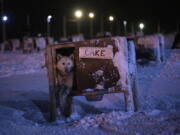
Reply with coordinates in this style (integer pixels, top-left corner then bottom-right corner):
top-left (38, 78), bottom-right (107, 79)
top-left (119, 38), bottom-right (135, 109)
top-left (79, 47), bottom-right (113, 59)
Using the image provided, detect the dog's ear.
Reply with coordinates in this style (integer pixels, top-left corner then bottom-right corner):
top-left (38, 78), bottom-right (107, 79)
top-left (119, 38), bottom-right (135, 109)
top-left (57, 54), bottom-right (63, 60)
top-left (70, 54), bottom-right (74, 60)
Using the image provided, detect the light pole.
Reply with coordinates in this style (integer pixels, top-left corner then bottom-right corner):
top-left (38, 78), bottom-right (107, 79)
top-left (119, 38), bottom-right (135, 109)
top-left (131, 22), bottom-right (135, 34)
top-left (100, 16), bottom-right (104, 32)
top-left (123, 20), bottom-right (127, 35)
top-left (47, 15), bottom-right (52, 37)
top-left (109, 16), bottom-right (114, 34)
top-left (176, 16), bottom-right (179, 32)
top-left (157, 21), bottom-right (160, 33)
top-left (26, 15), bottom-right (31, 36)
top-left (139, 23), bottom-right (144, 34)
top-left (2, 15), bottom-right (8, 41)
top-left (63, 16), bottom-right (67, 37)
top-left (88, 12), bottom-right (94, 38)
top-left (74, 10), bottom-right (83, 34)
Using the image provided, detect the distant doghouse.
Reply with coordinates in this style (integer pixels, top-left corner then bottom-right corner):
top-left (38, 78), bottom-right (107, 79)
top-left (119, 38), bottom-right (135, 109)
top-left (136, 34), bottom-right (165, 63)
top-left (22, 37), bottom-right (34, 53)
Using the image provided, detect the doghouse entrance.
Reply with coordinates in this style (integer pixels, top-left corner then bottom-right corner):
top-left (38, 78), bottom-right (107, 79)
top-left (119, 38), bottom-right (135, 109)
top-left (55, 47), bottom-right (77, 92)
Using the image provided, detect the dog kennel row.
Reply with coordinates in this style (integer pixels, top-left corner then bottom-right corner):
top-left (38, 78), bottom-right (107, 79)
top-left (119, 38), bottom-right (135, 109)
top-left (0, 36), bottom-right (54, 53)
top-left (0, 34), bottom-right (86, 53)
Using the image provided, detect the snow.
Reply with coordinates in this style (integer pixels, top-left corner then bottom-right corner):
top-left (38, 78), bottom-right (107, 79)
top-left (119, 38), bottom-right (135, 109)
top-left (0, 48), bottom-right (180, 135)
top-left (112, 37), bottom-right (129, 90)
top-left (35, 37), bottom-right (47, 50)
top-left (92, 70), bottom-right (104, 89)
top-left (0, 51), bottom-right (46, 78)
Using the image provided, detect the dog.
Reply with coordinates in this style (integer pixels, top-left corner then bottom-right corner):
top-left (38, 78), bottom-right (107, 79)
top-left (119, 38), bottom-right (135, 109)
top-left (56, 54), bottom-right (74, 117)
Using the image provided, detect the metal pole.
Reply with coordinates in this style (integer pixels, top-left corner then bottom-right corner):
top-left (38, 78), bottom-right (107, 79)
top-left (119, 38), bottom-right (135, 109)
top-left (116, 20), bottom-right (121, 35)
top-left (47, 22), bottom-right (50, 37)
top-left (90, 19), bottom-right (93, 38)
top-left (131, 23), bottom-right (134, 34)
top-left (0, 0), bottom-right (3, 16)
top-left (63, 16), bottom-right (67, 37)
top-left (110, 22), bottom-right (113, 34)
top-left (1, 0), bottom-right (4, 41)
top-left (77, 20), bottom-right (80, 34)
top-left (157, 21), bottom-right (160, 33)
top-left (26, 15), bottom-right (31, 36)
top-left (177, 16), bottom-right (179, 32)
top-left (100, 16), bottom-right (104, 32)
top-left (124, 24), bottom-right (127, 35)
top-left (2, 21), bottom-right (5, 41)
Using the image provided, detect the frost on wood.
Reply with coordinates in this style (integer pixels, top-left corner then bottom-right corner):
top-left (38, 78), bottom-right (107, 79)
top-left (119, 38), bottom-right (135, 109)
top-left (155, 33), bottom-right (165, 62)
top-left (112, 37), bottom-right (135, 111)
top-left (112, 37), bottom-right (129, 91)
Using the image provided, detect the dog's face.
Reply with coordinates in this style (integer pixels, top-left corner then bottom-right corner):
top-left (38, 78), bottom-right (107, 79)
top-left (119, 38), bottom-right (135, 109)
top-left (56, 54), bottom-right (74, 75)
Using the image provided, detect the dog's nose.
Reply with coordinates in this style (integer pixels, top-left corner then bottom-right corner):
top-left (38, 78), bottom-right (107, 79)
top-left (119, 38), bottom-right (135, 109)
top-left (65, 67), bottom-right (73, 72)
top-left (65, 67), bottom-right (71, 72)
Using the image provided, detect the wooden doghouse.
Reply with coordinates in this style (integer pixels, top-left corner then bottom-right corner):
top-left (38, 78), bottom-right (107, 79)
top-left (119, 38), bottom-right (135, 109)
top-left (22, 37), bottom-right (34, 53)
top-left (46, 37), bottom-right (138, 121)
top-left (136, 34), bottom-right (165, 63)
top-left (35, 37), bottom-right (47, 51)
top-left (11, 39), bottom-right (21, 52)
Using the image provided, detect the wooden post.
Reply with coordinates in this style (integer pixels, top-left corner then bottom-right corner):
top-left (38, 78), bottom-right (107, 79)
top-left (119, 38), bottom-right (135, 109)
top-left (127, 40), bottom-right (139, 111)
top-left (46, 47), bottom-right (57, 121)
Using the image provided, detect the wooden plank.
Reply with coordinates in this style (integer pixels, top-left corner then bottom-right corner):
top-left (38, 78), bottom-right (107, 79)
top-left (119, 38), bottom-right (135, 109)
top-left (72, 90), bottom-right (125, 96)
top-left (46, 46), bottom-right (57, 121)
top-left (79, 47), bottom-right (113, 59)
top-left (51, 43), bottom-right (75, 49)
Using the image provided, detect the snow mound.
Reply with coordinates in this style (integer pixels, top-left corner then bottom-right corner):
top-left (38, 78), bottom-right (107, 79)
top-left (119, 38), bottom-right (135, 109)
top-left (138, 49), bottom-right (180, 79)
top-left (0, 51), bottom-right (46, 78)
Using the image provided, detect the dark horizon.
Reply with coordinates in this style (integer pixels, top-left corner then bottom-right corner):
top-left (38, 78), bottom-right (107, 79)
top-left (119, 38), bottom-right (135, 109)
top-left (0, 0), bottom-right (179, 41)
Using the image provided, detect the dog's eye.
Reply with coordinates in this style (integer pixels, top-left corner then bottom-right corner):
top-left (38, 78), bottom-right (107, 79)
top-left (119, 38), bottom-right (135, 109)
top-left (62, 62), bottom-right (65, 65)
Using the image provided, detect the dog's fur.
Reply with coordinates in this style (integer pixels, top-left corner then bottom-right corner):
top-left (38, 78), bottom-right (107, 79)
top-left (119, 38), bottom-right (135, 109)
top-left (56, 54), bottom-right (74, 117)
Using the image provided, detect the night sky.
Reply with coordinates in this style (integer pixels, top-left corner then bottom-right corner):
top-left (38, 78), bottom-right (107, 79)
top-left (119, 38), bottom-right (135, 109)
top-left (0, 0), bottom-right (179, 41)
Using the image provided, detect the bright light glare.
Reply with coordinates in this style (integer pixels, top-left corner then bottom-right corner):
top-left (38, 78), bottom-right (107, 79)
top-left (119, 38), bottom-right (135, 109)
top-left (109, 16), bottom-right (114, 21)
top-left (89, 12), bottom-right (94, 18)
top-left (123, 20), bottom-right (127, 25)
top-left (2, 16), bottom-right (8, 22)
top-left (139, 23), bottom-right (144, 30)
top-left (75, 10), bottom-right (83, 18)
top-left (47, 15), bottom-right (52, 22)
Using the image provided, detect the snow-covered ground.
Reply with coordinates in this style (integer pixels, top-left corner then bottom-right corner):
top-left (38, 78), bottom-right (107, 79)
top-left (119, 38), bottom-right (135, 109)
top-left (0, 51), bottom-right (46, 78)
top-left (0, 49), bottom-right (180, 135)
